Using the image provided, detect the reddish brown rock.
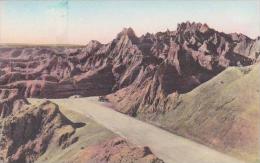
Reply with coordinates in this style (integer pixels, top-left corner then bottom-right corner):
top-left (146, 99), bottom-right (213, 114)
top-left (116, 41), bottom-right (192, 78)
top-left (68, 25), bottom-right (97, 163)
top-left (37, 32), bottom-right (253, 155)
top-left (70, 137), bottom-right (164, 163)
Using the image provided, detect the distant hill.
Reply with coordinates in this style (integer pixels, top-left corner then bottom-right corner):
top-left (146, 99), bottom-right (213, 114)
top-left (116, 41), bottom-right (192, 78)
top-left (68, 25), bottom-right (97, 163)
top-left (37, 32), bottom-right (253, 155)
top-left (0, 43), bottom-right (85, 48)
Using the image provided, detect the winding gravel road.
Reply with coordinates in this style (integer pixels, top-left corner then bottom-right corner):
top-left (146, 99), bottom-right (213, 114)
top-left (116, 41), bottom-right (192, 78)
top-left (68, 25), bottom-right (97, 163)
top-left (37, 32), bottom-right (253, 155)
top-left (29, 97), bottom-right (244, 163)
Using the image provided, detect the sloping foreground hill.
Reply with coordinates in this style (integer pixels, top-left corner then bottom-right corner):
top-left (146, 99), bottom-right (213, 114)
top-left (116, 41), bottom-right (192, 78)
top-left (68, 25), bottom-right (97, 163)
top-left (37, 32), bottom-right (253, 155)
top-left (146, 63), bottom-right (260, 162)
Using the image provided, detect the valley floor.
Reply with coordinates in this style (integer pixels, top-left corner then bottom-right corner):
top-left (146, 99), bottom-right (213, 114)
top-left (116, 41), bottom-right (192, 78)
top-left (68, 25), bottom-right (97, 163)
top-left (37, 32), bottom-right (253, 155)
top-left (29, 97), bottom-right (245, 163)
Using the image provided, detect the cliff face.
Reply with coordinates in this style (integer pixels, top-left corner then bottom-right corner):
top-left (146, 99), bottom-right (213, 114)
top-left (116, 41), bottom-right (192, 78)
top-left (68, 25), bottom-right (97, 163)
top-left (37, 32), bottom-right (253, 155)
top-left (0, 89), bottom-right (28, 118)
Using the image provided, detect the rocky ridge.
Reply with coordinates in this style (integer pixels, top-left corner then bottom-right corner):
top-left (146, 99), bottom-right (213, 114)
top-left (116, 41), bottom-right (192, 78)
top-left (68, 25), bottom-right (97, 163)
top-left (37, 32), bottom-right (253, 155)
top-left (0, 22), bottom-right (259, 105)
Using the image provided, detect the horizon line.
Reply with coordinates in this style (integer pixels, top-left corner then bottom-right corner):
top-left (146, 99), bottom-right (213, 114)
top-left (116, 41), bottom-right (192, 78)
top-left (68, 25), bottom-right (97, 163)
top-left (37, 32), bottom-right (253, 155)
top-left (1, 21), bottom-right (259, 46)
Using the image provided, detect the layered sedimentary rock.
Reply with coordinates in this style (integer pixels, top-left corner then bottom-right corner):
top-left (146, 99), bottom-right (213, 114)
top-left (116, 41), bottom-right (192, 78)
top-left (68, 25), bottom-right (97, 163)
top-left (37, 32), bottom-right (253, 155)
top-left (0, 47), bottom-right (115, 98)
top-left (0, 22), bottom-right (259, 101)
top-left (70, 137), bottom-right (164, 163)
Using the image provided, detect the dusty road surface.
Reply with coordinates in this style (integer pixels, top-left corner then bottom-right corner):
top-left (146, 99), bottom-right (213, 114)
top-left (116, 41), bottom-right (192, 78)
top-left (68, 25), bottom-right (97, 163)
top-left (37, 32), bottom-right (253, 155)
top-left (29, 97), bottom-right (244, 163)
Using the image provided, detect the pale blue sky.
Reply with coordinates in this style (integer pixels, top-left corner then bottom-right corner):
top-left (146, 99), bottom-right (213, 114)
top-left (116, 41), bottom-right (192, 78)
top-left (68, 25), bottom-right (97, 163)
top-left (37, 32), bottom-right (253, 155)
top-left (0, 0), bottom-right (259, 44)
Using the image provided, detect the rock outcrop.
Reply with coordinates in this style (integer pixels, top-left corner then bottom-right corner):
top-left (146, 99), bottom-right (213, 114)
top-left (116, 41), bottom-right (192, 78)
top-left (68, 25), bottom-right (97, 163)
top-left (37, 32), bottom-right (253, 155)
top-left (0, 89), bottom-right (27, 118)
top-left (106, 22), bottom-right (259, 116)
top-left (0, 100), bottom-right (78, 163)
top-left (70, 137), bottom-right (164, 163)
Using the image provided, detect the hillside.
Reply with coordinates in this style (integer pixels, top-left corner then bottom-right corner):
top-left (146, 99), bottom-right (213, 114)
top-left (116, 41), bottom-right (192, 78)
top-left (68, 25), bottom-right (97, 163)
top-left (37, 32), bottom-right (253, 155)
top-left (146, 64), bottom-right (260, 162)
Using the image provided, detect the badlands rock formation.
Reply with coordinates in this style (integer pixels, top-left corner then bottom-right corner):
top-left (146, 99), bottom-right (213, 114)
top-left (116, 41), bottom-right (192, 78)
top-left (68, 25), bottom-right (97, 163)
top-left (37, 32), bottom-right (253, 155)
top-left (0, 22), bottom-right (259, 101)
top-left (0, 96), bottom-right (78, 163)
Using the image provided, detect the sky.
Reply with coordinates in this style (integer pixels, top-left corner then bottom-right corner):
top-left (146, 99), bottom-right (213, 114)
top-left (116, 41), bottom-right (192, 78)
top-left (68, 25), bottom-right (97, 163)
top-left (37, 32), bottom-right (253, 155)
top-left (0, 0), bottom-right (259, 45)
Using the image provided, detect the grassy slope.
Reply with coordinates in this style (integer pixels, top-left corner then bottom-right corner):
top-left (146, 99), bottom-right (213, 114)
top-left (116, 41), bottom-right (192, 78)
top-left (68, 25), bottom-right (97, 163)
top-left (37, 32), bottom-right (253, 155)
top-left (153, 64), bottom-right (260, 162)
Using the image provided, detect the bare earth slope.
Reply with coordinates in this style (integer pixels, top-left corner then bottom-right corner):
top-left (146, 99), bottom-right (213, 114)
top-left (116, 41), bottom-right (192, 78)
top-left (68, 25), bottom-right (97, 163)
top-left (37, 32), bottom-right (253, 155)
top-left (146, 64), bottom-right (260, 162)
top-left (28, 97), bottom-right (245, 163)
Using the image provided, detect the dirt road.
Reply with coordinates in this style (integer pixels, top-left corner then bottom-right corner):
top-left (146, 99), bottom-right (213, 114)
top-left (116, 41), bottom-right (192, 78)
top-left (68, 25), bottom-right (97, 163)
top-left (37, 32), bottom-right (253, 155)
top-left (28, 97), bottom-right (244, 163)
